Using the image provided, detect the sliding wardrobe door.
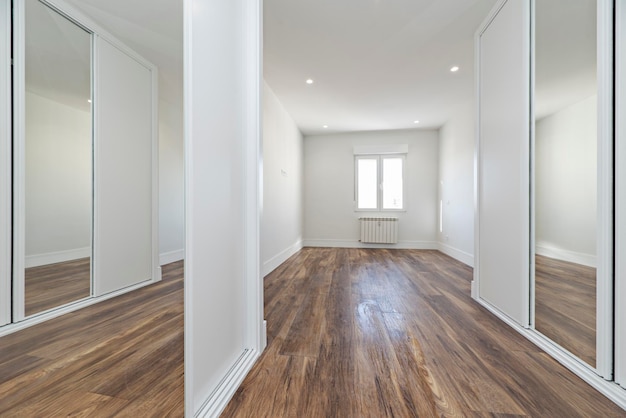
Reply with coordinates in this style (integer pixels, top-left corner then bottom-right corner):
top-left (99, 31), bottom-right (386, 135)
top-left (474, 0), bottom-right (530, 326)
top-left (531, 0), bottom-right (614, 378)
top-left (93, 37), bottom-right (159, 296)
top-left (0, 0), bottom-right (10, 327)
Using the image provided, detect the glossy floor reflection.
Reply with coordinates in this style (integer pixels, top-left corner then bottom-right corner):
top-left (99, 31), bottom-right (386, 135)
top-left (535, 254), bottom-right (596, 367)
top-left (222, 248), bottom-right (622, 417)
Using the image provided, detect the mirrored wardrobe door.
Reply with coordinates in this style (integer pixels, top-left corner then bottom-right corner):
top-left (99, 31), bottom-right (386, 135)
top-left (532, 0), bottom-right (598, 368)
top-left (14, 0), bottom-right (93, 319)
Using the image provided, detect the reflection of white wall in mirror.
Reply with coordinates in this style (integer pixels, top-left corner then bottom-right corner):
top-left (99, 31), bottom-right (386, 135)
top-left (25, 91), bottom-right (91, 267)
top-left (535, 94), bottom-right (597, 267)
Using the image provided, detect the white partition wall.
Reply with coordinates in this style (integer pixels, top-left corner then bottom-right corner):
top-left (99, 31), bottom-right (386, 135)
top-left (93, 37), bottom-right (160, 296)
top-left (474, 0), bottom-right (530, 326)
top-left (0, 0), bottom-right (10, 327)
top-left (184, 0), bottom-right (264, 416)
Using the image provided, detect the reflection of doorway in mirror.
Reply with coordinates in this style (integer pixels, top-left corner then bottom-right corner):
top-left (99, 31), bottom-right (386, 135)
top-left (23, 0), bottom-right (92, 316)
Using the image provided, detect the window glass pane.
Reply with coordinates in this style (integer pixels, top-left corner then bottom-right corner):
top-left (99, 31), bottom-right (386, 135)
top-left (382, 157), bottom-right (403, 209)
top-left (357, 158), bottom-right (378, 209)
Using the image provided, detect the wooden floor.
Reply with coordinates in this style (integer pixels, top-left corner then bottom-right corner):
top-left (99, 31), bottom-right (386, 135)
top-left (222, 248), bottom-right (625, 417)
top-left (25, 257), bottom-right (92, 316)
top-left (1, 250), bottom-right (624, 417)
top-left (535, 254), bottom-right (596, 367)
top-left (0, 260), bottom-right (184, 417)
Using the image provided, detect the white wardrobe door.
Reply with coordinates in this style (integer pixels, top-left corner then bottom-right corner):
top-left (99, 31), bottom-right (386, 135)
top-left (616, 0), bottom-right (626, 387)
top-left (93, 37), bottom-right (154, 296)
top-left (0, 0), bottom-right (10, 326)
top-left (476, 0), bottom-right (530, 326)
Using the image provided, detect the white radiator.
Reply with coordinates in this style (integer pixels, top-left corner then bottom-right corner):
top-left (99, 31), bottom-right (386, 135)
top-left (359, 217), bottom-right (398, 244)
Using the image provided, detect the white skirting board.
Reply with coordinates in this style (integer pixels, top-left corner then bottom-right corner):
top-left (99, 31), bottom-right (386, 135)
top-left (195, 348), bottom-right (260, 418)
top-left (437, 243), bottom-right (474, 267)
top-left (303, 239), bottom-right (438, 250)
top-left (25, 247), bottom-right (91, 268)
top-left (262, 240), bottom-right (302, 277)
top-left (160, 249), bottom-right (185, 266)
top-left (535, 242), bottom-right (596, 268)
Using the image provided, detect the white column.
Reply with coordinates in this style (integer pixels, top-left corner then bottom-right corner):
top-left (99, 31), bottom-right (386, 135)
top-left (184, 0), bottom-right (263, 416)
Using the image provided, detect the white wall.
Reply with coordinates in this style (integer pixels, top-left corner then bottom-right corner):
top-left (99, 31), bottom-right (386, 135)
top-left (303, 129), bottom-right (439, 248)
top-left (535, 94), bottom-right (597, 266)
top-left (155, 21), bottom-right (185, 266)
top-left (438, 101), bottom-right (475, 266)
top-left (25, 91), bottom-right (91, 265)
top-left (262, 82), bottom-right (303, 275)
top-left (159, 92), bottom-right (185, 264)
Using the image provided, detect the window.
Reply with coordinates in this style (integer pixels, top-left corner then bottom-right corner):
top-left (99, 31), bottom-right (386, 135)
top-left (355, 155), bottom-right (405, 210)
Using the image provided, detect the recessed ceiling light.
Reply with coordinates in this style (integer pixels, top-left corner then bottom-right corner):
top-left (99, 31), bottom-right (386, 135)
top-left (306, 79), bottom-right (314, 85)
top-left (323, 125), bottom-right (328, 128)
top-left (450, 66), bottom-right (459, 72)
top-left (413, 120), bottom-right (420, 124)
top-left (87, 99), bottom-right (92, 103)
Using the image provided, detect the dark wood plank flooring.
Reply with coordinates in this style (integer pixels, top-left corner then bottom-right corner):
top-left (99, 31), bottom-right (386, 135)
top-left (25, 257), bottom-right (91, 316)
top-left (222, 248), bottom-right (625, 417)
top-left (1, 250), bottom-right (623, 417)
top-left (535, 254), bottom-right (596, 367)
top-left (0, 260), bottom-right (184, 416)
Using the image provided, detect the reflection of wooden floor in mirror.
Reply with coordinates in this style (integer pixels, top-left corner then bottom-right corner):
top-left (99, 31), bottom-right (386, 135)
top-left (535, 254), bottom-right (596, 367)
top-left (25, 257), bottom-right (91, 316)
top-left (0, 261), bottom-right (183, 416)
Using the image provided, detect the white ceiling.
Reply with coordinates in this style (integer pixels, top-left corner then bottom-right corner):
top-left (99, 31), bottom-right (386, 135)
top-left (264, 0), bottom-right (498, 135)
top-left (27, 0), bottom-right (595, 134)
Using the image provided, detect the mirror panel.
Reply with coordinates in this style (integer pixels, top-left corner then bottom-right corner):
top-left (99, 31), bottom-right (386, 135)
top-left (24, 0), bottom-right (92, 316)
top-left (533, 0), bottom-right (597, 367)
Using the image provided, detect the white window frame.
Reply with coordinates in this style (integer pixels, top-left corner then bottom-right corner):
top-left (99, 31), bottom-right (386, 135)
top-left (354, 154), bottom-right (406, 212)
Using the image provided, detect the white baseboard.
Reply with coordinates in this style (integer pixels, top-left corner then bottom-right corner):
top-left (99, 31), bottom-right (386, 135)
top-left (196, 348), bottom-right (260, 417)
top-left (262, 240), bottom-right (302, 276)
top-left (25, 247), bottom-right (91, 268)
top-left (160, 249), bottom-right (185, 266)
top-left (474, 296), bottom-right (626, 412)
top-left (535, 243), bottom-right (596, 267)
top-left (438, 243), bottom-right (474, 267)
top-left (302, 239), bottom-right (438, 250)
